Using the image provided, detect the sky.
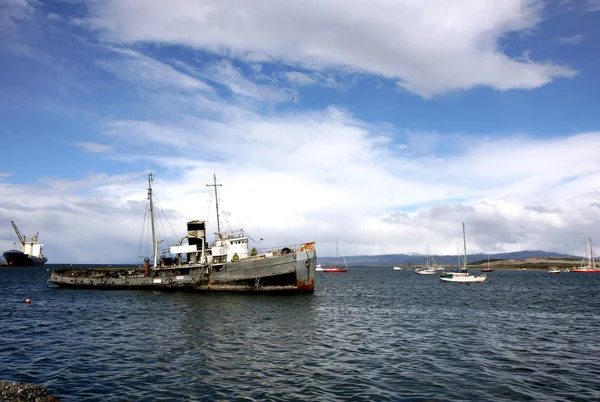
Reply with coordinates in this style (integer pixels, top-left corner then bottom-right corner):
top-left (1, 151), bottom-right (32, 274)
top-left (1, 0), bottom-right (600, 263)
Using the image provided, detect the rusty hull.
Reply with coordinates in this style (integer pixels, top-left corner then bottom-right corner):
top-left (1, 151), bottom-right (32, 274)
top-left (49, 246), bottom-right (316, 293)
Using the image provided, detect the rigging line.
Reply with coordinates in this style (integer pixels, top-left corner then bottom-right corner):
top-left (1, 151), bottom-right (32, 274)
top-left (137, 197), bottom-right (150, 264)
top-left (204, 187), bottom-right (214, 232)
top-left (217, 194), bottom-right (233, 233)
top-left (154, 197), bottom-right (183, 238)
top-left (244, 232), bottom-right (262, 243)
top-left (222, 214), bottom-right (233, 234)
top-left (157, 219), bottom-right (169, 256)
top-left (152, 202), bottom-right (172, 257)
top-left (152, 196), bottom-right (179, 244)
top-left (338, 242), bottom-right (348, 268)
top-left (172, 209), bottom-right (194, 223)
top-left (157, 211), bottom-right (173, 256)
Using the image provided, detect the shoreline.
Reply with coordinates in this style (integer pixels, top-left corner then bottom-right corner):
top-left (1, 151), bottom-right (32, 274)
top-left (0, 380), bottom-right (60, 401)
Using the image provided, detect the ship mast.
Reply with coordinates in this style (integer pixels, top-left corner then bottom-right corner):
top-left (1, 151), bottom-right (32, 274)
top-left (206, 173), bottom-right (222, 237)
top-left (147, 173), bottom-right (158, 268)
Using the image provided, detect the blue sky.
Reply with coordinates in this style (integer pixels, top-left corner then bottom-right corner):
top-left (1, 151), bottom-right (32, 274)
top-left (1, 0), bottom-right (600, 263)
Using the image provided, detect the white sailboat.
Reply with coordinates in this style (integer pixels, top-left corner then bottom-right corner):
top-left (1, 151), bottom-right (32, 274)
top-left (480, 255), bottom-right (495, 272)
top-left (546, 266), bottom-right (561, 274)
top-left (415, 245), bottom-right (437, 275)
top-left (440, 223), bottom-right (487, 283)
top-left (393, 266), bottom-right (402, 270)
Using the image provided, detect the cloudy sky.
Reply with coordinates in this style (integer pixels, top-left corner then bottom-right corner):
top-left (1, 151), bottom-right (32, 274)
top-left (2, 0), bottom-right (600, 263)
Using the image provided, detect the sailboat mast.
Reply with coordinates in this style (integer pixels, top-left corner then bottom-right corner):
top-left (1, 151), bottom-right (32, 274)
top-left (147, 173), bottom-right (158, 268)
top-left (206, 174), bottom-right (223, 237)
top-left (457, 243), bottom-right (460, 268)
top-left (462, 222), bottom-right (467, 270)
top-left (590, 237), bottom-right (595, 268)
top-left (336, 237), bottom-right (339, 267)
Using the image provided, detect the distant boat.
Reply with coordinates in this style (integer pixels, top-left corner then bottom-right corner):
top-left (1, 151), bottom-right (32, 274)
top-left (547, 266), bottom-right (561, 274)
top-left (440, 223), bottom-right (487, 283)
top-left (480, 255), bottom-right (495, 272)
top-left (322, 237), bottom-right (348, 273)
top-left (572, 237), bottom-right (600, 273)
top-left (415, 245), bottom-right (437, 275)
top-left (393, 266), bottom-right (402, 270)
top-left (316, 264), bottom-right (324, 272)
top-left (2, 221), bottom-right (48, 267)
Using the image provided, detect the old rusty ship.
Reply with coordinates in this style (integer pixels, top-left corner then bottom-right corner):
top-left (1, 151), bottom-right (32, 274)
top-left (48, 173), bottom-right (316, 293)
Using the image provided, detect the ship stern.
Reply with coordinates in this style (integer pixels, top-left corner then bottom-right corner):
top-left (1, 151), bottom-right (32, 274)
top-left (295, 243), bottom-right (316, 292)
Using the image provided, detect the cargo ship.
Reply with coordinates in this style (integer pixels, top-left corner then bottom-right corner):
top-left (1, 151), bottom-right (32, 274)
top-left (49, 173), bottom-right (316, 293)
top-left (2, 221), bottom-right (48, 266)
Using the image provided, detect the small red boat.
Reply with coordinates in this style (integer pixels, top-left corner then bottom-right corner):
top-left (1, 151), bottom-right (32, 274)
top-left (572, 269), bottom-right (600, 273)
top-left (322, 266), bottom-right (347, 273)
top-left (321, 237), bottom-right (348, 273)
top-left (572, 237), bottom-right (600, 273)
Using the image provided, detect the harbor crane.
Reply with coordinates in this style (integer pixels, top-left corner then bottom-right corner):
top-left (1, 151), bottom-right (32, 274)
top-left (30, 232), bottom-right (39, 249)
top-left (10, 221), bottom-right (26, 252)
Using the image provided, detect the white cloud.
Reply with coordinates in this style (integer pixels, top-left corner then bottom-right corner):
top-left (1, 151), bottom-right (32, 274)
top-left (585, 0), bottom-right (600, 11)
top-left (0, 174), bottom-right (157, 263)
top-left (70, 141), bottom-right (114, 153)
top-left (204, 60), bottom-right (291, 101)
top-left (557, 34), bottom-right (584, 45)
top-left (1, 1), bottom-right (596, 263)
top-left (97, 47), bottom-right (214, 93)
top-left (0, 0), bottom-right (39, 28)
top-left (281, 71), bottom-right (355, 91)
top-left (3, 98), bottom-right (599, 262)
top-left (100, 52), bottom-right (291, 104)
top-left (284, 72), bottom-right (316, 86)
top-left (76, 0), bottom-right (576, 97)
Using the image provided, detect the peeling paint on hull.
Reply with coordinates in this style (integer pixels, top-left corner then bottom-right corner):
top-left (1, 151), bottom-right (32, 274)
top-left (49, 249), bottom-right (316, 294)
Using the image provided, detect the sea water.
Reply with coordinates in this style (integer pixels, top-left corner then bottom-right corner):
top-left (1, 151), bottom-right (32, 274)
top-left (1, 266), bottom-right (599, 401)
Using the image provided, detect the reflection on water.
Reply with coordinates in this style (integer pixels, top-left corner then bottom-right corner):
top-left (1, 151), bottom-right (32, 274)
top-left (1, 266), bottom-right (600, 401)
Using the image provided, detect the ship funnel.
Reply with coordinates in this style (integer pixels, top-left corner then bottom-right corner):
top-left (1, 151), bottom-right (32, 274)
top-left (186, 221), bottom-right (205, 263)
top-left (187, 220), bottom-right (206, 239)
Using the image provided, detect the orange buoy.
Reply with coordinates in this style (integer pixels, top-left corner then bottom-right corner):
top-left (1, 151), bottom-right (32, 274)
top-left (25, 299), bottom-right (31, 304)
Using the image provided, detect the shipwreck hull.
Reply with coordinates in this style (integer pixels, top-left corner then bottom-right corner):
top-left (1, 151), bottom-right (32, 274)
top-left (49, 249), bottom-right (316, 293)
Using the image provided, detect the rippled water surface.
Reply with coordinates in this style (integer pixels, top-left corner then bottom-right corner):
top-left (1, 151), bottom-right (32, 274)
top-left (2, 266), bottom-right (600, 401)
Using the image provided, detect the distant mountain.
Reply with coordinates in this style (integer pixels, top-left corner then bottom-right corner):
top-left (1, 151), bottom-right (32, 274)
top-left (316, 250), bottom-right (579, 266)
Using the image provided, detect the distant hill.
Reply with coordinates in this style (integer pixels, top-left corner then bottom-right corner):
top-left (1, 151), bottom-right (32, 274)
top-left (316, 250), bottom-right (579, 266)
